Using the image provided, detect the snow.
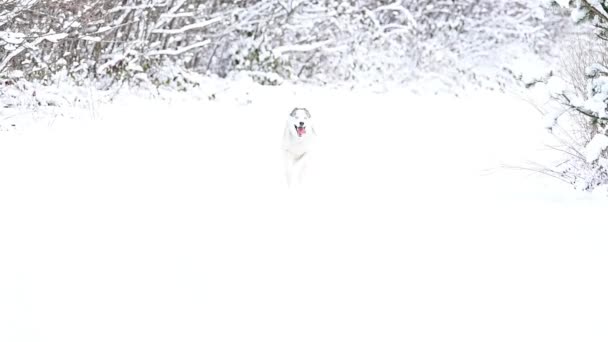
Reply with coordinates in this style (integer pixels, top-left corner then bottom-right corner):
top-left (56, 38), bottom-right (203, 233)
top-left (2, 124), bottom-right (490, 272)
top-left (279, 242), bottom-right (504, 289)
top-left (80, 35), bottom-right (102, 42)
top-left (585, 133), bottom-right (608, 162)
top-left (584, 93), bottom-right (608, 115)
top-left (506, 50), bottom-right (553, 85)
top-left (0, 31), bottom-right (25, 44)
top-left (96, 26), bottom-right (112, 34)
top-left (556, 0), bottom-right (571, 6)
top-left (571, 6), bottom-right (589, 22)
top-left (547, 75), bottom-right (568, 94)
top-left (126, 63), bottom-right (144, 72)
top-left (0, 82), bottom-right (607, 342)
top-left (585, 63), bottom-right (608, 77)
top-left (272, 39), bottom-right (332, 56)
top-left (43, 33), bottom-right (68, 43)
top-left (8, 70), bottom-right (24, 78)
top-left (146, 40), bottom-right (211, 57)
top-left (151, 16), bottom-right (223, 35)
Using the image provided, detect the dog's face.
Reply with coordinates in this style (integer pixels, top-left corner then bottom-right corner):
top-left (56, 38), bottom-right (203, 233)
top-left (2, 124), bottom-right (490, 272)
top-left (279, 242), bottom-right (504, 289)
top-left (287, 108), bottom-right (313, 139)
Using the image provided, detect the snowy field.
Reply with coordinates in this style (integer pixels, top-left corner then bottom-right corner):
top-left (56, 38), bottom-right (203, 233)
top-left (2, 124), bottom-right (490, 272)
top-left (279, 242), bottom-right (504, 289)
top-left (1, 83), bottom-right (607, 342)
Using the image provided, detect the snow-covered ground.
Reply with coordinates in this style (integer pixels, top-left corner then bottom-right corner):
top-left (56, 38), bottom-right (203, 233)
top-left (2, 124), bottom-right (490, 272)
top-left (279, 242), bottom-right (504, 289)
top-left (1, 82), bottom-right (607, 342)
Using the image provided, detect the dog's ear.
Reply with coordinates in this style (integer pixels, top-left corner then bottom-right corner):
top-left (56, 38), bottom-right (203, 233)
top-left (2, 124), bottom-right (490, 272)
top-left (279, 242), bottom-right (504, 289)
top-left (304, 108), bottom-right (311, 119)
top-left (290, 107), bottom-right (312, 118)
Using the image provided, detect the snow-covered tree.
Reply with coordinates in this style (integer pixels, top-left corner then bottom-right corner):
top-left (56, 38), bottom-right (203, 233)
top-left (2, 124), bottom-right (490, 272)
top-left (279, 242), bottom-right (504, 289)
top-left (0, 0), bottom-right (566, 89)
top-left (542, 0), bottom-right (608, 191)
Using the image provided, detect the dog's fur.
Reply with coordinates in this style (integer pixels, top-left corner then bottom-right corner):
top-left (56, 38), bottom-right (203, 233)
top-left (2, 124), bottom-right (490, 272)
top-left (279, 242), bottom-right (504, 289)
top-left (282, 107), bottom-right (316, 186)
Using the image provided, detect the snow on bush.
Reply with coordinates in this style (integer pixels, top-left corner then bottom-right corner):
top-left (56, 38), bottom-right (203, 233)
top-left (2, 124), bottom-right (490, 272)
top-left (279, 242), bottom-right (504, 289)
top-left (585, 133), bottom-right (608, 163)
top-left (540, 0), bottom-right (608, 193)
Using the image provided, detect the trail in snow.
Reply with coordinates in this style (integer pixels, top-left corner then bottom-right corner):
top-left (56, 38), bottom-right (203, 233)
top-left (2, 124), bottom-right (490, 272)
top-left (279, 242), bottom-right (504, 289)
top-left (0, 86), bottom-right (606, 342)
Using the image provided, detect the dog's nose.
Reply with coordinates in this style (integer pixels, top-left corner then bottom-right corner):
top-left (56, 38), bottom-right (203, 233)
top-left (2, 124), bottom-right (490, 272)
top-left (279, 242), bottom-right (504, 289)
top-left (299, 122), bottom-right (304, 126)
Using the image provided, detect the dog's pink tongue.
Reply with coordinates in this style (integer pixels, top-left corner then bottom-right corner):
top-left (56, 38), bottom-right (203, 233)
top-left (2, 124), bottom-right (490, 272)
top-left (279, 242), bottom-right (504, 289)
top-left (297, 127), bottom-right (306, 136)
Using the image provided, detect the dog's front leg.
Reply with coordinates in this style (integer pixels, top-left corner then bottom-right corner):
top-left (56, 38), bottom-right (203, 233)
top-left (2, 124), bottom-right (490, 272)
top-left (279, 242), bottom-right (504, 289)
top-left (283, 151), bottom-right (293, 187)
top-left (296, 154), bottom-right (308, 185)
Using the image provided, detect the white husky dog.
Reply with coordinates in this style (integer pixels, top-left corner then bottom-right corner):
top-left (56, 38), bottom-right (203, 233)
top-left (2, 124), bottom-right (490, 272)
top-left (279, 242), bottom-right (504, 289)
top-left (282, 107), bottom-right (316, 186)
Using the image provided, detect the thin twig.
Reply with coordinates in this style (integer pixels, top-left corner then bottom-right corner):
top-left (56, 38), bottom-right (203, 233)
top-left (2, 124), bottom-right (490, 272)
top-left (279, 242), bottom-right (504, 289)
top-left (500, 164), bottom-right (573, 185)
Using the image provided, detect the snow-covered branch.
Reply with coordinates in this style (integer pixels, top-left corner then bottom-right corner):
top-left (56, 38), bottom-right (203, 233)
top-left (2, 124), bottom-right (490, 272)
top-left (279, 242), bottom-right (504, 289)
top-left (147, 40), bottom-right (210, 57)
top-left (580, 0), bottom-right (608, 22)
top-left (152, 0), bottom-right (188, 30)
top-left (160, 12), bottom-right (194, 19)
top-left (0, 32), bottom-right (67, 73)
top-left (108, 3), bottom-right (166, 14)
top-left (272, 40), bottom-right (332, 55)
top-left (152, 17), bottom-right (223, 35)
